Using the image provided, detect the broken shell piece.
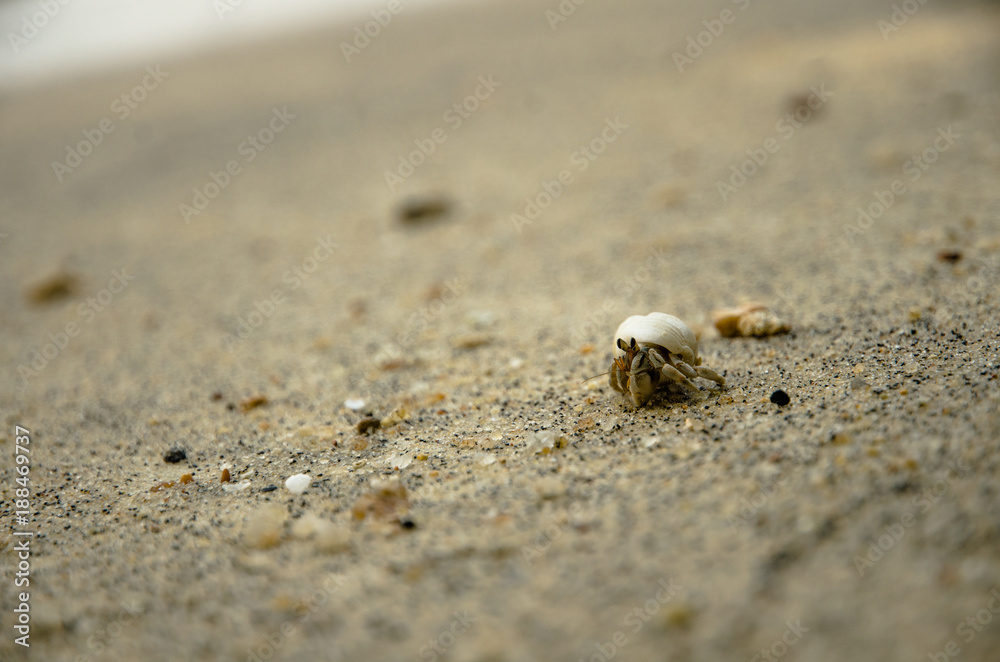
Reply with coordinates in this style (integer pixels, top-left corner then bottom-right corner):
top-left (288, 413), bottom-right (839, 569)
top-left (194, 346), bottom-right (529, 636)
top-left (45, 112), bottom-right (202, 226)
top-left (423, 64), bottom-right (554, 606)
top-left (344, 398), bottom-right (366, 411)
top-left (712, 304), bottom-right (790, 338)
top-left (380, 407), bottom-right (408, 428)
top-left (285, 473), bottom-right (311, 494)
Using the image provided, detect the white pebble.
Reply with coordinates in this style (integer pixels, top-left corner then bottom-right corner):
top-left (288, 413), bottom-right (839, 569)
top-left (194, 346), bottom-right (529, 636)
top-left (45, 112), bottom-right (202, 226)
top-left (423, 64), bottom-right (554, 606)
top-left (476, 452), bottom-right (497, 466)
top-left (285, 473), bottom-right (312, 494)
top-left (386, 454), bottom-right (412, 470)
top-left (344, 398), bottom-right (366, 411)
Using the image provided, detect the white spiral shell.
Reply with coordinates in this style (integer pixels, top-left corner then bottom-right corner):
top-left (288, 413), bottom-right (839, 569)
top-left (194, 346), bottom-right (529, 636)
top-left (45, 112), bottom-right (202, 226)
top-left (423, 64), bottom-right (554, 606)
top-left (612, 312), bottom-right (701, 366)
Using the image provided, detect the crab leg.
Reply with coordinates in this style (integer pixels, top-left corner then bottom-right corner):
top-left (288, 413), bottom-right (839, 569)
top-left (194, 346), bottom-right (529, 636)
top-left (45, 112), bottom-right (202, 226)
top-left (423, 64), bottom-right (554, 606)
top-left (660, 363), bottom-right (700, 393)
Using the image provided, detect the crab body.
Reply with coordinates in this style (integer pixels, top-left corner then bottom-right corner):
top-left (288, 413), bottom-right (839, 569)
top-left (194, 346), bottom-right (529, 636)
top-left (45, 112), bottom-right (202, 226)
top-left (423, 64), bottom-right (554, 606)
top-left (610, 312), bottom-right (725, 407)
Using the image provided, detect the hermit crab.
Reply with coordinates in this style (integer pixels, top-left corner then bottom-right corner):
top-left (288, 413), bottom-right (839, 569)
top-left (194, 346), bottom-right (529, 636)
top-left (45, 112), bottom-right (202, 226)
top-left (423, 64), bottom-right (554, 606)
top-left (609, 312), bottom-right (725, 407)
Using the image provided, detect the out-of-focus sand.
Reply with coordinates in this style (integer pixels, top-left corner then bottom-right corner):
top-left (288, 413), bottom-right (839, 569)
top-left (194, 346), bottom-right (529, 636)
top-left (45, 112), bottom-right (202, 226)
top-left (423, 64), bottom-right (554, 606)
top-left (2, 0), bottom-right (1000, 660)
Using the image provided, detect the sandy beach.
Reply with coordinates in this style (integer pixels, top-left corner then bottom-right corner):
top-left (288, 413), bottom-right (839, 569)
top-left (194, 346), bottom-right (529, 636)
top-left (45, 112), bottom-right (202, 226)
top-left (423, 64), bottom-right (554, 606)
top-left (2, 0), bottom-right (1000, 660)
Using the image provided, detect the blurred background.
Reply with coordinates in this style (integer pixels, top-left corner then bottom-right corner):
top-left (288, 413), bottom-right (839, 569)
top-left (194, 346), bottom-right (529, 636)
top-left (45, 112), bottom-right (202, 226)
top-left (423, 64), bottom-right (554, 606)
top-left (0, 0), bottom-right (454, 85)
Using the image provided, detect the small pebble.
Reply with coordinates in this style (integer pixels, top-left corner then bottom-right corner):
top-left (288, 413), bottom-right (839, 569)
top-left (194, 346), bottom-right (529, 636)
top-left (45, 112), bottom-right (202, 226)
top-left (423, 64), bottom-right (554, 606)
top-left (386, 454), bottom-right (413, 470)
top-left (475, 452), bottom-right (497, 466)
top-left (220, 468), bottom-right (231, 483)
top-left (849, 377), bottom-right (871, 393)
top-left (344, 398), bottom-right (366, 411)
top-left (380, 407), bottom-right (409, 428)
top-left (240, 395), bottom-right (268, 412)
top-left (452, 333), bottom-right (492, 349)
top-left (163, 448), bottom-right (187, 464)
top-left (936, 249), bottom-right (963, 263)
top-left (285, 473), bottom-right (311, 495)
top-left (27, 271), bottom-right (78, 304)
top-left (466, 310), bottom-right (498, 328)
top-left (261, 485), bottom-right (277, 493)
top-left (357, 417), bottom-right (381, 434)
top-left (526, 431), bottom-right (568, 455)
top-left (770, 389), bottom-right (791, 406)
top-left (396, 195), bottom-right (451, 224)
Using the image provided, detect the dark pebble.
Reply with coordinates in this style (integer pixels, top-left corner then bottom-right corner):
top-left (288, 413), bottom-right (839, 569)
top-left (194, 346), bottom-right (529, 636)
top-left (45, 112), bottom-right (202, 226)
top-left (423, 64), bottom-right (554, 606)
top-left (261, 486), bottom-right (277, 493)
top-left (770, 389), bottom-right (791, 406)
top-left (163, 448), bottom-right (187, 463)
top-left (397, 195), bottom-right (451, 224)
top-left (357, 417), bottom-right (381, 434)
top-left (400, 517), bottom-right (416, 529)
top-left (936, 249), bottom-right (963, 263)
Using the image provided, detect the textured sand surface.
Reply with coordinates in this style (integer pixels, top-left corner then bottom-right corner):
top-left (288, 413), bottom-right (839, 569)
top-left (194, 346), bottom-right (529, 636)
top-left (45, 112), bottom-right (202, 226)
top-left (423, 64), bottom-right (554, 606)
top-left (2, 1), bottom-right (1000, 660)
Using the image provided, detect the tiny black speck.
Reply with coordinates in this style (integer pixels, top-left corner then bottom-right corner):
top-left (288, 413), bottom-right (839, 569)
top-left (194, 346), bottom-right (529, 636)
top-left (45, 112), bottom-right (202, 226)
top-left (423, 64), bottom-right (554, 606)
top-left (400, 517), bottom-right (416, 529)
top-left (163, 448), bottom-right (187, 463)
top-left (261, 486), bottom-right (277, 493)
top-left (770, 389), bottom-right (791, 406)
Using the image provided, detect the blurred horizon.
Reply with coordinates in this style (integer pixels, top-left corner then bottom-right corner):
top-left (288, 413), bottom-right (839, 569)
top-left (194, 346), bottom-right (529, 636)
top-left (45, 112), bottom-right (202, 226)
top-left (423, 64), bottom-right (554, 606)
top-left (0, 0), bottom-right (453, 87)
